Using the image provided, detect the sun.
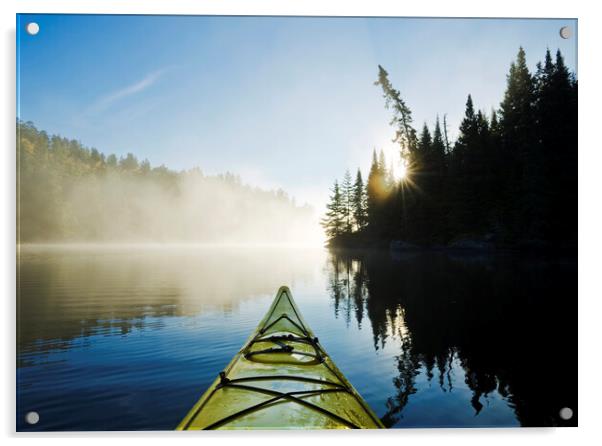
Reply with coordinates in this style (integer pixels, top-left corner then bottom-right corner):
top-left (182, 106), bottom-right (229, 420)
top-left (382, 144), bottom-right (409, 181)
top-left (379, 142), bottom-right (413, 183)
top-left (397, 157), bottom-right (408, 180)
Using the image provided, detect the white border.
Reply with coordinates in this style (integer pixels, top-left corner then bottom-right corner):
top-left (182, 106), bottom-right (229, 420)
top-left (3, 1), bottom-right (601, 445)
top-left (0, 0), bottom-right (584, 18)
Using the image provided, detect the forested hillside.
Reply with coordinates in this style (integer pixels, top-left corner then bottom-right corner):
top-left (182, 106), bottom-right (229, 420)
top-left (17, 122), bottom-right (313, 243)
top-left (322, 48), bottom-right (577, 249)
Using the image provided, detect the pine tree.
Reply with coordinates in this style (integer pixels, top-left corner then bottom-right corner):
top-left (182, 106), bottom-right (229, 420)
top-left (387, 162), bottom-right (396, 190)
top-left (321, 180), bottom-right (345, 240)
top-left (500, 47), bottom-right (537, 241)
top-left (449, 95), bottom-right (479, 235)
top-left (442, 114), bottom-right (451, 153)
top-left (374, 66), bottom-right (419, 241)
top-left (374, 66), bottom-right (417, 155)
top-left (378, 149), bottom-right (387, 175)
top-left (408, 124), bottom-right (433, 241)
top-left (140, 159), bottom-right (151, 175)
top-left (418, 124), bottom-right (432, 153)
top-left (352, 169), bottom-right (368, 231)
top-left (366, 150), bottom-right (385, 233)
top-left (120, 153), bottom-right (139, 171)
top-left (106, 154), bottom-right (118, 168)
top-left (431, 117), bottom-right (448, 241)
top-left (474, 109), bottom-right (493, 230)
top-left (534, 48), bottom-right (577, 242)
top-left (432, 117), bottom-right (447, 177)
top-left (415, 123), bottom-right (432, 186)
top-left (484, 108), bottom-right (504, 236)
top-left (341, 169), bottom-right (354, 234)
top-left (460, 95), bottom-right (477, 133)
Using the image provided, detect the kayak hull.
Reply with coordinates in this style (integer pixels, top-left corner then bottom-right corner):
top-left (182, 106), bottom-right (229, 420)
top-left (177, 286), bottom-right (383, 430)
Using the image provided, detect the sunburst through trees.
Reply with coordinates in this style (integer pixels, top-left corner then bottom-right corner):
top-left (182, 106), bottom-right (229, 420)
top-left (322, 47), bottom-right (577, 249)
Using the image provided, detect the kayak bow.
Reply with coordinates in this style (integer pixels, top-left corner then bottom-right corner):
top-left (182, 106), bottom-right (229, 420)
top-left (177, 286), bottom-right (383, 430)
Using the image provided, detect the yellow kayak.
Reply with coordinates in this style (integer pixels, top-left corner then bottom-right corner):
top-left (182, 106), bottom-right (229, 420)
top-left (177, 286), bottom-right (383, 430)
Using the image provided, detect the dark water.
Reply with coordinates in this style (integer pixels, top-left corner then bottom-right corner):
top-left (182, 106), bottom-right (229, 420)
top-left (16, 245), bottom-right (577, 430)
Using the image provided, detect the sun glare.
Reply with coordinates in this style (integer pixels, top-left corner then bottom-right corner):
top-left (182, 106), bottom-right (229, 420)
top-left (382, 144), bottom-right (409, 181)
top-left (397, 158), bottom-right (408, 180)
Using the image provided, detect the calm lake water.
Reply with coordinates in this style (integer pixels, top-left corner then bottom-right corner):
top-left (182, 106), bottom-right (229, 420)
top-left (16, 245), bottom-right (577, 430)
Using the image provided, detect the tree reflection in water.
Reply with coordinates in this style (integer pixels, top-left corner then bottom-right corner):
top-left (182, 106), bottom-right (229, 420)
top-left (326, 249), bottom-right (576, 427)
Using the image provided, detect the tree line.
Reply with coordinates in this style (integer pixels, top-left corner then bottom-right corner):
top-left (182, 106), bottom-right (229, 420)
top-left (17, 121), bottom-right (313, 243)
top-left (322, 48), bottom-right (577, 249)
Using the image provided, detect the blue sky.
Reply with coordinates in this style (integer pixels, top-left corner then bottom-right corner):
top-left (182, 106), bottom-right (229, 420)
top-left (17, 15), bottom-right (577, 209)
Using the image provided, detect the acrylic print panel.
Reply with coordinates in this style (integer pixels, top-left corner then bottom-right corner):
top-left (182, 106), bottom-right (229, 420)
top-left (16, 14), bottom-right (577, 431)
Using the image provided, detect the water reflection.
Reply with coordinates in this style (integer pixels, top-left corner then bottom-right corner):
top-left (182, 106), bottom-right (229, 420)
top-left (17, 245), bottom-right (326, 431)
top-left (18, 245), bottom-right (320, 361)
top-left (17, 245), bottom-right (576, 430)
top-left (326, 249), bottom-right (577, 427)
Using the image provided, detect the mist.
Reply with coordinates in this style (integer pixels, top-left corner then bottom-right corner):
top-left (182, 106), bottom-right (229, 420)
top-left (65, 170), bottom-right (320, 244)
top-left (18, 121), bottom-right (322, 245)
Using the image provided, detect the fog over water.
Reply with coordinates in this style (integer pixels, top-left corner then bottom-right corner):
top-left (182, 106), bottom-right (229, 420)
top-left (62, 170), bottom-right (322, 245)
top-left (18, 121), bottom-right (323, 246)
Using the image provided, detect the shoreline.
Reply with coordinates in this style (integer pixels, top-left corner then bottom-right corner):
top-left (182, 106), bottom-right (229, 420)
top-left (326, 236), bottom-right (578, 256)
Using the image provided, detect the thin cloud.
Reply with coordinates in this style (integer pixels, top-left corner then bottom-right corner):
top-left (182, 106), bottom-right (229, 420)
top-left (89, 68), bottom-right (169, 114)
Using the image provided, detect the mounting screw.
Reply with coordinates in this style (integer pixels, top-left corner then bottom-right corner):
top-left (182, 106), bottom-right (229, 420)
top-left (25, 411), bottom-right (39, 425)
top-left (559, 26), bottom-right (572, 39)
top-left (559, 407), bottom-right (573, 420)
top-left (26, 22), bottom-right (40, 36)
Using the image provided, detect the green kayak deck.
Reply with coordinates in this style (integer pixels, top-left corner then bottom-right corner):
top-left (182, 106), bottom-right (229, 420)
top-left (177, 286), bottom-right (383, 430)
